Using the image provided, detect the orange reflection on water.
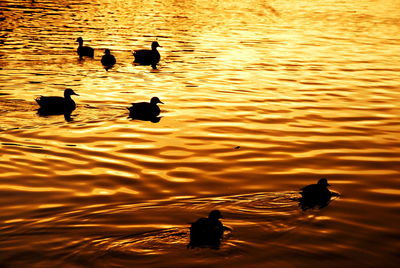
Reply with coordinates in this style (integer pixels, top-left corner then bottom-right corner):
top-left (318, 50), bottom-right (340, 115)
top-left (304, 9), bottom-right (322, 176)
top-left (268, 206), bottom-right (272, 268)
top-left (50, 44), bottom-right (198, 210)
top-left (0, 0), bottom-right (400, 267)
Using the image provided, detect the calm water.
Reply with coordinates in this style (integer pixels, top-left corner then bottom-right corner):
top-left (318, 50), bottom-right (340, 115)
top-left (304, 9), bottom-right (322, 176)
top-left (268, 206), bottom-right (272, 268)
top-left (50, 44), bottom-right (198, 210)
top-left (1, 0), bottom-right (400, 267)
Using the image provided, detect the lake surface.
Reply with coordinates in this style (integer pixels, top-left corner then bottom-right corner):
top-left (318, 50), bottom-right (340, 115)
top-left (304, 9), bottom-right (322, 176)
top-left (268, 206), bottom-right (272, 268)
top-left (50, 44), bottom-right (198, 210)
top-left (1, 0), bottom-right (399, 267)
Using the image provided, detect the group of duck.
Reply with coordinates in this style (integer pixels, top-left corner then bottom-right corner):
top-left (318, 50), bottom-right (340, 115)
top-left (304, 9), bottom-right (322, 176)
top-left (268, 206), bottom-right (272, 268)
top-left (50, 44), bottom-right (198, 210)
top-left (36, 88), bottom-right (163, 122)
top-left (188, 178), bottom-right (339, 249)
top-left (36, 37), bottom-right (164, 121)
top-left (37, 38), bottom-right (339, 249)
top-left (76, 37), bottom-right (161, 70)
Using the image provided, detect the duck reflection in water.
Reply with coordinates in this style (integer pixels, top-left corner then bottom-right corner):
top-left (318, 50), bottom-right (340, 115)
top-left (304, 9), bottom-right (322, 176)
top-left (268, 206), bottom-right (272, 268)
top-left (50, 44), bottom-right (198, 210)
top-left (101, 49), bottom-right (116, 70)
top-left (187, 210), bottom-right (231, 250)
top-left (35, 88), bottom-right (79, 122)
top-left (299, 178), bottom-right (339, 210)
top-left (127, 97), bottom-right (163, 123)
top-left (133, 41), bottom-right (161, 69)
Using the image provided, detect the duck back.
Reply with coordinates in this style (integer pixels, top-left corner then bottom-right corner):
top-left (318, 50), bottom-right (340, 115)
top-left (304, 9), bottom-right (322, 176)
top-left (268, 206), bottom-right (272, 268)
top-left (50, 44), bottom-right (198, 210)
top-left (36, 96), bottom-right (64, 107)
top-left (301, 184), bottom-right (331, 199)
top-left (101, 54), bottom-right (116, 66)
top-left (77, 46), bottom-right (94, 58)
top-left (36, 96), bottom-right (76, 115)
top-left (128, 102), bottom-right (160, 117)
top-left (188, 217), bottom-right (224, 249)
top-left (300, 185), bottom-right (332, 210)
top-left (134, 50), bottom-right (160, 65)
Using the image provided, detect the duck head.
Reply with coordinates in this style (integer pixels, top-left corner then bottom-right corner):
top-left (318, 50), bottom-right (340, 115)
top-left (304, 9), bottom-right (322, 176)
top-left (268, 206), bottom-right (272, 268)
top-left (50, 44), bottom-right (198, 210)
top-left (104, 49), bottom-right (111, 55)
top-left (150, 97), bottom-right (163, 104)
top-left (64, 88), bottom-right (79, 97)
top-left (208, 210), bottom-right (223, 220)
top-left (151, 41), bottom-right (161, 50)
top-left (76, 37), bottom-right (83, 43)
top-left (317, 178), bottom-right (330, 187)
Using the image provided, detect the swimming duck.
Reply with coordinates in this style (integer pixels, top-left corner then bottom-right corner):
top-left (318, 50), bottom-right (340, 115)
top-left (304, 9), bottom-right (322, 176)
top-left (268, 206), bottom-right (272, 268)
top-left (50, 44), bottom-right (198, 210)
top-left (76, 37), bottom-right (94, 59)
top-left (127, 97), bottom-right (163, 120)
top-left (187, 210), bottom-right (229, 249)
top-left (36, 88), bottom-right (79, 115)
top-left (101, 49), bottom-right (116, 69)
top-left (299, 178), bottom-right (333, 210)
top-left (133, 41), bottom-right (161, 68)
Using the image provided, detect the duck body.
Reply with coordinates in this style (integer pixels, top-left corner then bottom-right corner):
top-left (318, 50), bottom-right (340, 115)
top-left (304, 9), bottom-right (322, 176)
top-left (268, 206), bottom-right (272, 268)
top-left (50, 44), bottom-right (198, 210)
top-left (133, 41), bottom-right (160, 68)
top-left (188, 210), bottom-right (226, 249)
top-left (128, 97), bottom-right (163, 120)
top-left (299, 178), bottom-right (333, 210)
top-left (101, 49), bottom-right (116, 68)
top-left (36, 88), bottom-right (78, 115)
top-left (76, 37), bottom-right (94, 59)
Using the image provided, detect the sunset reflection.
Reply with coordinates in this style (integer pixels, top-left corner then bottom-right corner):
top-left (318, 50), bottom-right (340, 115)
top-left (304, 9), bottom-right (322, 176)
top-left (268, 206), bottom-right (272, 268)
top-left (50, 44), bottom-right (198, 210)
top-left (0, 0), bottom-right (399, 267)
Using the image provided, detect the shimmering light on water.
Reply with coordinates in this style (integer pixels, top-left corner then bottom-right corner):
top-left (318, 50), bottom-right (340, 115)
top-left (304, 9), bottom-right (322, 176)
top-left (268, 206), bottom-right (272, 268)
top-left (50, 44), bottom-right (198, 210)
top-left (1, 0), bottom-right (400, 267)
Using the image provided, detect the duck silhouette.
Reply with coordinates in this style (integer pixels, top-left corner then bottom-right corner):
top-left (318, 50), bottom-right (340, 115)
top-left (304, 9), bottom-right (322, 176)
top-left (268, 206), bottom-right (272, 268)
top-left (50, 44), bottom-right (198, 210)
top-left (133, 41), bottom-right (161, 69)
top-left (187, 210), bottom-right (230, 250)
top-left (101, 49), bottom-right (116, 69)
top-left (36, 88), bottom-right (79, 117)
top-left (127, 97), bottom-right (163, 121)
top-left (76, 37), bottom-right (94, 59)
top-left (299, 178), bottom-right (336, 210)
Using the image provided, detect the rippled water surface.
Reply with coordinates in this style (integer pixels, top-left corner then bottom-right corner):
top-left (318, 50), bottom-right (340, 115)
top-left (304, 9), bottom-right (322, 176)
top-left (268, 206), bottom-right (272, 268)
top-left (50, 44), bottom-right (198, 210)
top-left (1, 0), bottom-right (400, 267)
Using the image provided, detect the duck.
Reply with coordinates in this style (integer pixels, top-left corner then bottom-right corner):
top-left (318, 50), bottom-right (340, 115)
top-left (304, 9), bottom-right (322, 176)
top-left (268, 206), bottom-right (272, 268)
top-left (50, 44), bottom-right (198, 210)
top-left (101, 49), bottom-right (116, 69)
top-left (133, 41), bottom-right (161, 68)
top-left (76, 37), bottom-right (94, 59)
top-left (127, 97), bottom-right (163, 120)
top-left (187, 210), bottom-right (230, 250)
top-left (35, 88), bottom-right (79, 115)
top-left (299, 178), bottom-right (334, 210)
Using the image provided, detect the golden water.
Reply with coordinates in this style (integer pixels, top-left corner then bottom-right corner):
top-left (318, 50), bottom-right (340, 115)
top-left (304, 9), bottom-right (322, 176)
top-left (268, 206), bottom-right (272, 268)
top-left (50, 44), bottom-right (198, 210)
top-left (1, 0), bottom-right (399, 267)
